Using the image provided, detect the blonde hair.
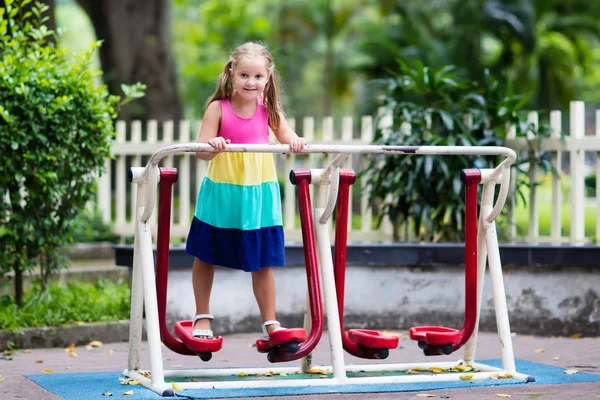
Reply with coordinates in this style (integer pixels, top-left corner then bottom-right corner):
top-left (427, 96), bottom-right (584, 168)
top-left (206, 42), bottom-right (283, 130)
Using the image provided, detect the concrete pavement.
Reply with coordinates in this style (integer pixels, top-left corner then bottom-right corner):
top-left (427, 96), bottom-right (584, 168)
top-left (1, 330), bottom-right (599, 399)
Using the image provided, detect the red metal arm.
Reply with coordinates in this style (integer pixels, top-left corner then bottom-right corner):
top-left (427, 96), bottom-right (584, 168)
top-left (269, 170), bottom-right (325, 362)
top-left (155, 168), bottom-right (195, 356)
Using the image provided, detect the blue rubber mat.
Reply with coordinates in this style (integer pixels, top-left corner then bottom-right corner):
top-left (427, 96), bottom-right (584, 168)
top-left (26, 359), bottom-right (600, 400)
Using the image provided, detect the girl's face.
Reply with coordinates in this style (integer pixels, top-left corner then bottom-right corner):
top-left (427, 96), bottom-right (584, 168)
top-left (230, 57), bottom-right (269, 102)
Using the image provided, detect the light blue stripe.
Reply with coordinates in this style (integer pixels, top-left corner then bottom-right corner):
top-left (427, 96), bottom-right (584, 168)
top-left (194, 177), bottom-right (282, 230)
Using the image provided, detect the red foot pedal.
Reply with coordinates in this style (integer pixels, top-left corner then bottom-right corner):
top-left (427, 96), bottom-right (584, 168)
top-left (175, 320), bottom-right (223, 353)
top-left (256, 328), bottom-right (306, 353)
top-left (348, 329), bottom-right (399, 349)
top-left (409, 326), bottom-right (461, 345)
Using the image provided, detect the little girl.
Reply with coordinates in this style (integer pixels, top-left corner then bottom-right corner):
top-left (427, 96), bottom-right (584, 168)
top-left (186, 42), bottom-right (306, 340)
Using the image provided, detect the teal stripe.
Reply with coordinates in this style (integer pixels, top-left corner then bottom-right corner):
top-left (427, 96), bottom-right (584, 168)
top-left (194, 177), bottom-right (283, 230)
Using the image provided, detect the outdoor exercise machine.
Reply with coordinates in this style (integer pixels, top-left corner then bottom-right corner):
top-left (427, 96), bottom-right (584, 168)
top-left (124, 143), bottom-right (533, 397)
top-left (408, 168), bottom-right (480, 356)
top-left (147, 168), bottom-right (314, 364)
top-left (292, 167), bottom-right (400, 360)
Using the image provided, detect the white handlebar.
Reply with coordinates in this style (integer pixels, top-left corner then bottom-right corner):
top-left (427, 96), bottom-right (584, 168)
top-left (137, 143), bottom-right (516, 224)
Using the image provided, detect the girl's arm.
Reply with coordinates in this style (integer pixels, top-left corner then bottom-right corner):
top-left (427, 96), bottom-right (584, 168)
top-left (272, 111), bottom-right (306, 153)
top-left (196, 101), bottom-right (228, 161)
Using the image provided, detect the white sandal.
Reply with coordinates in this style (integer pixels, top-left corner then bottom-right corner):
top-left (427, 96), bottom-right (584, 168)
top-left (261, 319), bottom-right (285, 341)
top-left (192, 314), bottom-right (214, 339)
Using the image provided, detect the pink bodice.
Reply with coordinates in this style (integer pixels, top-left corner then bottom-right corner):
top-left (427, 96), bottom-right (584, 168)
top-left (219, 97), bottom-right (269, 144)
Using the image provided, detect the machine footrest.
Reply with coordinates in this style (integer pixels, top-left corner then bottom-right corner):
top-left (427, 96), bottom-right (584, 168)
top-left (175, 320), bottom-right (223, 360)
top-left (256, 328), bottom-right (306, 354)
top-left (348, 329), bottom-right (399, 349)
top-left (409, 326), bottom-right (461, 345)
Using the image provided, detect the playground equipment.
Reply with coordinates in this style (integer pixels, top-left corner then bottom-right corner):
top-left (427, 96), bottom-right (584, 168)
top-left (124, 143), bottom-right (533, 397)
top-left (409, 169), bottom-right (480, 356)
top-left (135, 166), bottom-right (315, 366)
top-left (299, 167), bottom-right (400, 360)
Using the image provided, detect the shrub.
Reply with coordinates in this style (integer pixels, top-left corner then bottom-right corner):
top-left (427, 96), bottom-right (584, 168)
top-left (71, 208), bottom-right (119, 243)
top-left (0, 0), bottom-right (144, 305)
top-left (365, 61), bottom-right (555, 241)
top-left (585, 173), bottom-right (596, 197)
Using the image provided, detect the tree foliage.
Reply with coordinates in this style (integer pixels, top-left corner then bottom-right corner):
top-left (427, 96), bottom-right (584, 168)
top-left (0, 0), bottom-right (144, 306)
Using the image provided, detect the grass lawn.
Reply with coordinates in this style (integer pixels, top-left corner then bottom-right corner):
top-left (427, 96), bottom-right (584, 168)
top-left (513, 174), bottom-right (597, 241)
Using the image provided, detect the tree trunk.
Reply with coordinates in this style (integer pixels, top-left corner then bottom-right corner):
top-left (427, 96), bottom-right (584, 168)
top-left (75, 0), bottom-right (182, 122)
top-left (14, 263), bottom-right (23, 307)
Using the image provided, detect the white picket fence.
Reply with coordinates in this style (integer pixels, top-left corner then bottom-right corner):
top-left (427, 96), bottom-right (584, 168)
top-left (97, 101), bottom-right (600, 245)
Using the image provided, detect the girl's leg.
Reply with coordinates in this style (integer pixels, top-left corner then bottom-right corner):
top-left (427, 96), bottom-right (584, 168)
top-left (251, 267), bottom-right (281, 334)
top-left (192, 257), bottom-right (215, 334)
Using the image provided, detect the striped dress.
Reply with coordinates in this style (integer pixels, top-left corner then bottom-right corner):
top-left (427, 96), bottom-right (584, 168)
top-left (185, 97), bottom-right (285, 272)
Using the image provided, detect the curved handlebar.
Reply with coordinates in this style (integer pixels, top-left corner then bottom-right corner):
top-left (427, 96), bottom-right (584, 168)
top-left (137, 143), bottom-right (517, 224)
top-left (485, 160), bottom-right (512, 223)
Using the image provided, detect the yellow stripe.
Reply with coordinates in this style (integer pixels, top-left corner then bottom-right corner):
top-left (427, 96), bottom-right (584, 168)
top-left (206, 152), bottom-right (278, 185)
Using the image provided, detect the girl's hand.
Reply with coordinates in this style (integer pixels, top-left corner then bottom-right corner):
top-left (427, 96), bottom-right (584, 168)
top-left (208, 137), bottom-right (231, 152)
top-left (289, 136), bottom-right (306, 153)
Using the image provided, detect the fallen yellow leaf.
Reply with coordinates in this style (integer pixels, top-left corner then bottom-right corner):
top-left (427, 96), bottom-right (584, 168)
top-left (35, 360), bottom-right (43, 364)
top-left (570, 333), bottom-right (582, 339)
top-left (108, 349), bottom-right (114, 355)
top-left (64, 344), bottom-right (75, 352)
top-left (278, 372), bottom-right (288, 376)
top-left (68, 352), bottom-right (78, 358)
top-left (171, 382), bottom-right (183, 391)
top-left (123, 390), bottom-right (134, 396)
top-left (496, 394), bottom-right (511, 398)
top-left (564, 369), bottom-right (579, 375)
top-left (309, 368), bottom-right (328, 374)
top-left (119, 378), bottom-right (139, 385)
top-left (460, 374), bottom-right (473, 380)
top-left (416, 394), bottom-right (436, 398)
top-left (429, 367), bottom-right (445, 373)
top-left (535, 348), bottom-right (545, 353)
top-left (497, 372), bottom-right (513, 379)
top-left (0, 375), bottom-right (4, 381)
top-left (88, 340), bottom-right (103, 348)
top-left (453, 364), bottom-right (474, 372)
top-left (236, 372), bottom-right (247, 376)
top-left (24, 349), bottom-right (32, 353)
top-left (490, 373), bottom-right (499, 379)
top-left (74, 321), bottom-right (85, 326)
top-left (42, 369), bottom-right (54, 373)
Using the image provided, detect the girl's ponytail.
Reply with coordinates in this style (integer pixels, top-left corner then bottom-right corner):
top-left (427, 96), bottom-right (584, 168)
top-left (264, 71), bottom-right (282, 131)
top-left (205, 60), bottom-right (234, 109)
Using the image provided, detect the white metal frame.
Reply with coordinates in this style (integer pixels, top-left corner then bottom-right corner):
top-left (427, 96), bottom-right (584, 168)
top-left (124, 144), bottom-right (531, 397)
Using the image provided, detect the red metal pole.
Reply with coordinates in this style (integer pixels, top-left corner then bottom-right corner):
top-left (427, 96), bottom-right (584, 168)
top-left (271, 170), bottom-right (324, 362)
top-left (455, 169), bottom-right (481, 350)
top-left (155, 168), bottom-right (194, 356)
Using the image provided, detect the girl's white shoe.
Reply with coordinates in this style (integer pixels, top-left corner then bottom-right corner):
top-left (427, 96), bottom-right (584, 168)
top-left (192, 314), bottom-right (214, 339)
top-left (261, 319), bottom-right (285, 341)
